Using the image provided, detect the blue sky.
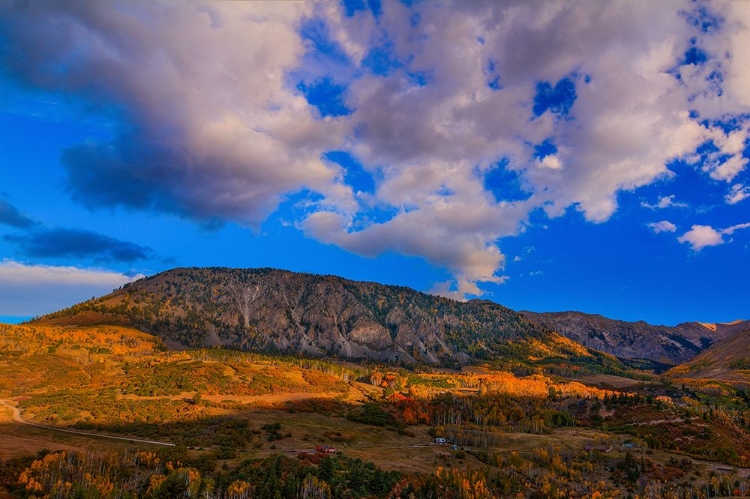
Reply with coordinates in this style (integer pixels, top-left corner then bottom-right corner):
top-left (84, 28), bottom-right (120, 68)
top-left (0, 0), bottom-right (749, 326)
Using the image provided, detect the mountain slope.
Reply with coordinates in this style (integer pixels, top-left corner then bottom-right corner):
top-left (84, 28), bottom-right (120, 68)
top-left (36, 267), bottom-right (599, 367)
top-left (520, 311), bottom-right (746, 365)
top-left (667, 323), bottom-right (750, 382)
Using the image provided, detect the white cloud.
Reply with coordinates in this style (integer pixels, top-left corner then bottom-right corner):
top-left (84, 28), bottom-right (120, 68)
top-left (303, 196), bottom-right (520, 296)
top-left (641, 195), bottom-right (688, 209)
top-left (678, 225), bottom-right (724, 250)
top-left (318, 0), bottom-right (749, 290)
top-left (0, 260), bottom-right (141, 316)
top-left (173, 0), bottom-right (749, 294)
top-left (537, 155), bottom-right (563, 170)
top-left (703, 152), bottom-right (749, 183)
top-left (648, 220), bottom-right (677, 233)
top-left (678, 222), bottom-right (750, 250)
top-left (723, 222), bottom-right (750, 235)
top-left (726, 184), bottom-right (750, 204)
top-left (707, 2), bottom-right (750, 108)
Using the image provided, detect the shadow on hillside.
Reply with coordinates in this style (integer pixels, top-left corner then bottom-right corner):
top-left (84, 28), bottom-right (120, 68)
top-left (0, 395), bottom-right (412, 460)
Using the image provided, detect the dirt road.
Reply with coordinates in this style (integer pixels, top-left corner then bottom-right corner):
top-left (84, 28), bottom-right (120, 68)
top-left (0, 399), bottom-right (174, 447)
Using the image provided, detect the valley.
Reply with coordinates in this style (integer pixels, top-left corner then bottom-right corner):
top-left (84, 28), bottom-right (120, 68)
top-left (1, 268), bottom-right (749, 498)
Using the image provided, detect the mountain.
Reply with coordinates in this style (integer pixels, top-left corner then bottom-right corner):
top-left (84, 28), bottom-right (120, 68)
top-left (667, 322), bottom-right (750, 383)
top-left (520, 311), bottom-right (747, 365)
top-left (35, 267), bottom-right (599, 367)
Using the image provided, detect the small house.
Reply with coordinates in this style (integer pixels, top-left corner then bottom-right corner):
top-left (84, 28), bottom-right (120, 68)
top-left (584, 445), bottom-right (610, 453)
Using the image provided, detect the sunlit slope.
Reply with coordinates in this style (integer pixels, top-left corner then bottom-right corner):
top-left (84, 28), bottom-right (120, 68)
top-left (0, 322), bottom-right (161, 396)
top-left (0, 323), bottom-right (362, 427)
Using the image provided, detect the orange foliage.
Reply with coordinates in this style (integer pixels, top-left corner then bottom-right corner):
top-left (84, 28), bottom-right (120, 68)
top-left (0, 323), bottom-right (161, 358)
top-left (227, 479), bottom-right (253, 499)
top-left (436, 466), bottom-right (492, 499)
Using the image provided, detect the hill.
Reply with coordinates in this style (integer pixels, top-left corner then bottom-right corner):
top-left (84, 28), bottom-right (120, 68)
top-left (521, 311), bottom-right (748, 365)
top-left (35, 267), bottom-right (603, 368)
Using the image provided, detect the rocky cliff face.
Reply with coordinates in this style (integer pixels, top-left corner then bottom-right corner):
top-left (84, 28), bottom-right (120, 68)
top-left (521, 311), bottom-right (745, 365)
top-left (40, 267), bottom-right (586, 366)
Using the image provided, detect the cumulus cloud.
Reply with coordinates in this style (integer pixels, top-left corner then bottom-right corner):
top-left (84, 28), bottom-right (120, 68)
top-left (4, 228), bottom-right (153, 262)
top-left (317, 0), bottom-right (750, 289)
top-left (0, 199), bottom-right (36, 228)
top-left (678, 222), bottom-right (750, 250)
top-left (303, 196), bottom-right (520, 297)
top-left (0, 260), bottom-right (142, 316)
top-left (678, 225), bottom-right (724, 250)
top-left (2, 1), bottom-right (750, 296)
top-left (648, 220), bottom-right (678, 233)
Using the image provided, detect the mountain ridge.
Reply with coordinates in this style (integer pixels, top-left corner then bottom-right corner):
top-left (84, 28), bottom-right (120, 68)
top-left (34, 266), bottom-right (745, 369)
top-left (36, 267), bottom-right (598, 367)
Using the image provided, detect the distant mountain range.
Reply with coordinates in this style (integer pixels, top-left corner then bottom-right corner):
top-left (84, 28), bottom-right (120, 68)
top-left (521, 311), bottom-right (749, 365)
top-left (667, 324), bottom-right (750, 383)
top-left (34, 267), bottom-right (747, 370)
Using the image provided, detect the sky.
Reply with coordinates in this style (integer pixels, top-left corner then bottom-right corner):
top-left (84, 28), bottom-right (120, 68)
top-left (0, 0), bottom-right (749, 326)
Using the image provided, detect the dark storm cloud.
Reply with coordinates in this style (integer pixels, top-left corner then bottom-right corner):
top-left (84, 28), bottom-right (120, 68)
top-left (0, 1), bottom-right (346, 228)
top-left (4, 228), bottom-right (153, 262)
top-left (60, 136), bottom-right (284, 228)
top-left (0, 199), bottom-right (36, 229)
